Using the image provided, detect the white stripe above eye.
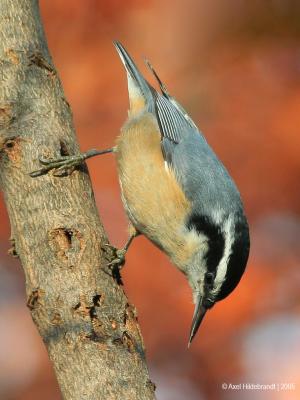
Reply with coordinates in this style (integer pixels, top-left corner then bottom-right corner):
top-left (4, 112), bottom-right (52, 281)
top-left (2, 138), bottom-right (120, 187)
top-left (212, 215), bottom-right (234, 296)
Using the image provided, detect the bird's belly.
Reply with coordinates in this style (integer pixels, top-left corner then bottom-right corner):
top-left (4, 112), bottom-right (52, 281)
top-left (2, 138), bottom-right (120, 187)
top-left (115, 114), bottom-right (192, 265)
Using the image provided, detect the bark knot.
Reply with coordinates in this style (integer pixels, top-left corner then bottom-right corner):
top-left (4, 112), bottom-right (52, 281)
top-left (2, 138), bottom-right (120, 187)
top-left (1, 136), bottom-right (22, 164)
top-left (48, 227), bottom-right (83, 264)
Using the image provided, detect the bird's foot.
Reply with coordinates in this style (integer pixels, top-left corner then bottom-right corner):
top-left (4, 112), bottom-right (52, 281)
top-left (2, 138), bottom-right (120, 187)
top-left (30, 148), bottom-right (113, 177)
top-left (30, 154), bottom-right (85, 177)
top-left (102, 244), bottom-right (129, 285)
top-left (102, 231), bottom-right (138, 283)
top-left (103, 244), bottom-right (127, 269)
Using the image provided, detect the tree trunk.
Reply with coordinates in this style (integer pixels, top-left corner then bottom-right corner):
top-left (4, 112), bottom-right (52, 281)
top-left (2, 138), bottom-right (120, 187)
top-left (0, 1), bottom-right (155, 399)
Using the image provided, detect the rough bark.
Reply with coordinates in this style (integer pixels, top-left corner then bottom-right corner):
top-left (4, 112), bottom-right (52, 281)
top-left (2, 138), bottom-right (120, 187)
top-left (0, 1), bottom-right (156, 399)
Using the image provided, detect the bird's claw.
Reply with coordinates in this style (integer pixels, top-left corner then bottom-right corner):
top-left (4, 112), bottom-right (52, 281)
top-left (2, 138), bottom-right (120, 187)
top-left (107, 249), bottom-right (126, 267)
top-left (103, 244), bottom-right (127, 269)
top-left (38, 156), bottom-right (69, 165)
top-left (101, 244), bottom-right (127, 285)
top-left (30, 154), bottom-right (85, 177)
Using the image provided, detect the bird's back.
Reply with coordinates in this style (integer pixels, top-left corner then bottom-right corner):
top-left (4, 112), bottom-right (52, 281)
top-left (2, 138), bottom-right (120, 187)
top-left (166, 129), bottom-right (244, 219)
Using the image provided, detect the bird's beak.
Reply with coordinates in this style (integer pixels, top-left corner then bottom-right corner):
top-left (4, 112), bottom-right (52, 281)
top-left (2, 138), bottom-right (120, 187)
top-left (114, 41), bottom-right (138, 82)
top-left (188, 296), bottom-right (207, 347)
top-left (113, 41), bottom-right (151, 96)
top-left (113, 41), bottom-right (153, 113)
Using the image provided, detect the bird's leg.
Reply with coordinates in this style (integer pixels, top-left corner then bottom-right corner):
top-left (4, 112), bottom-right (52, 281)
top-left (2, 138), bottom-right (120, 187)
top-left (104, 226), bottom-right (139, 270)
top-left (30, 148), bottom-right (115, 177)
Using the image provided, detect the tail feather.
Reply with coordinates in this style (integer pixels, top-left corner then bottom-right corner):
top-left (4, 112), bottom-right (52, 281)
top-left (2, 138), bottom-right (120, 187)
top-left (145, 58), bottom-right (170, 99)
top-left (145, 57), bottom-right (198, 130)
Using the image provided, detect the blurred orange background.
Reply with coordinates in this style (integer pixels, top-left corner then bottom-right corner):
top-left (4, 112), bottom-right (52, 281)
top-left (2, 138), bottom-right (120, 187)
top-left (1, 1), bottom-right (300, 399)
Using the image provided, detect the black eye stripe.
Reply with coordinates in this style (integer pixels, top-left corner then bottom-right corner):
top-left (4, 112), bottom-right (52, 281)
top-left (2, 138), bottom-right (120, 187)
top-left (205, 272), bottom-right (214, 285)
top-left (187, 214), bottom-right (225, 273)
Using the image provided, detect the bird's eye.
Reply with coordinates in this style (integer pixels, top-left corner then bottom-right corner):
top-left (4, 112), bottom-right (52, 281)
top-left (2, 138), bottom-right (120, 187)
top-left (205, 273), bottom-right (214, 286)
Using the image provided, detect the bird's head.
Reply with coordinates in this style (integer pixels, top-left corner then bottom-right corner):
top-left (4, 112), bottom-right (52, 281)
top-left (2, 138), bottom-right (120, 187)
top-left (185, 211), bottom-right (250, 345)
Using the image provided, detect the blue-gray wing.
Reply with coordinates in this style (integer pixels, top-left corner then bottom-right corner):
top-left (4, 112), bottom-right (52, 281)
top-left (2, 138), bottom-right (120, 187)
top-left (154, 92), bottom-right (197, 145)
top-left (153, 92), bottom-right (242, 213)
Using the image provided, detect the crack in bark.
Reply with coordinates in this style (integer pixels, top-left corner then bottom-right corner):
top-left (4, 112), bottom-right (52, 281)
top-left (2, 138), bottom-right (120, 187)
top-left (27, 288), bottom-right (45, 310)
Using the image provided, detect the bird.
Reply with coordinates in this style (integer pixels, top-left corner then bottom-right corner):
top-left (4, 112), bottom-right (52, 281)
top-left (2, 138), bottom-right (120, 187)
top-left (31, 41), bottom-right (250, 346)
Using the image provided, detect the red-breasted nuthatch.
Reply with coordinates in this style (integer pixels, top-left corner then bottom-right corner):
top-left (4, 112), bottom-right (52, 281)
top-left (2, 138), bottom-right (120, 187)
top-left (31, 42), bottom-right (250, 346)
top-left (113, 42), bottom-right (250, 345)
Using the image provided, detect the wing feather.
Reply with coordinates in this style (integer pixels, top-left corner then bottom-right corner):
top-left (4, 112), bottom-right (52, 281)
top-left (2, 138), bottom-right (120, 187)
top-left (155, 93), bottom-right (197, 145)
